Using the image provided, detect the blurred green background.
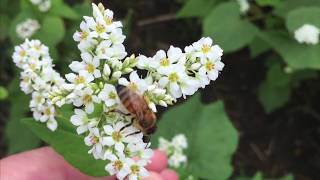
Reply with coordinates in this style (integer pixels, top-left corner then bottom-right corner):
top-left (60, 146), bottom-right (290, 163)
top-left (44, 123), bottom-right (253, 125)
top-left (1, 0), bottom-right (320, 179)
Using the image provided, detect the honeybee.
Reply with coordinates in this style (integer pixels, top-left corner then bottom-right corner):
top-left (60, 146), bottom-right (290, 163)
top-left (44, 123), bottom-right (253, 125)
top-left (116, 85), bottom-right (157, 142)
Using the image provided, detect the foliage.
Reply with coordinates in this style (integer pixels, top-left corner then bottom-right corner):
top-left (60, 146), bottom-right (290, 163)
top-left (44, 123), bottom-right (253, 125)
top-left (152, 94), bottom-right (238, 179)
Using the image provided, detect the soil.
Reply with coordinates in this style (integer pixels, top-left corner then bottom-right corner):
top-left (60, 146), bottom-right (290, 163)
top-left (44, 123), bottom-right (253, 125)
top-left (1, 0), bottom-right (319, 179)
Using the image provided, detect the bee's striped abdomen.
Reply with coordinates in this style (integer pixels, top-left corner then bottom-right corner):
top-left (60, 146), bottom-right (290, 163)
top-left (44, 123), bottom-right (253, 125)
top-left (116, 85), bottom-right (140, 114)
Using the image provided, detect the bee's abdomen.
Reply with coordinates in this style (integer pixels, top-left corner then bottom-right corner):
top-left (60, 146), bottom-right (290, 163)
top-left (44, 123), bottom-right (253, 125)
top-left (116, 85), bottom-right (138, 114)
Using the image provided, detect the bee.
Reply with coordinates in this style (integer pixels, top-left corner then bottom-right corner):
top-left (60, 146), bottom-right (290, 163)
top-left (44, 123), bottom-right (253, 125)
top-left (116, 85), bottom-right (157, 142)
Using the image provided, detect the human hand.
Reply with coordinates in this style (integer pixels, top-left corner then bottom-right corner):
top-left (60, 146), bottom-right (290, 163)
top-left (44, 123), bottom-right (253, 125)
top-left (0, 147), bottom-right (178, 180)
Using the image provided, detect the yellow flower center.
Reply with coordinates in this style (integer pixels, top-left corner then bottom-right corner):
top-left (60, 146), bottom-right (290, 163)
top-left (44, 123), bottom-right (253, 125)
top-left (130, 165), bottom-right (140, 174)
top-left (85, 64), bottom-right (95, 73)
top-left (201, 45), bottom-right (210, 54)
top-left (75, 76), bottom-right (85, 84)
top-left (96, 23), bottom-right (106, 34)
top-left (83, 94), bottom-right (92, 104)
top-left (44, 107), bottom-right (51, 115)
top-left (108, 91), bottom-right (117, 99)
top-left (112, 131), bottom-right (122, 142)
top-left (104, 17), bottom-right (113, 25)
top-left (205, 62), bottom-right (214, 71)
top-left (129, 83), bottom-right (138, 92)
top-left (160, 58), bottom-right (170, 67)
top-left (80, 31), bottom-right (88, 40)
top-left (113, 160), bottom-right (123, 171)
top-left (36, 96), bottom-right (43, 103)
top-left (169, 72), bottom-right (179, 82)
top-left (91, 136), bottom-right (99, 144)
top-left (19, 50), bottom-right (26, 57)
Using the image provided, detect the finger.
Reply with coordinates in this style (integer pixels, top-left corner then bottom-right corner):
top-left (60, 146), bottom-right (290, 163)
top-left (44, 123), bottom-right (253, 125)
top-left (0, 147), bottom-right (115, 180)
top-left (160, 169), bottom-right (179, 180)
top-left (141, 171), bottom-right (163, 180)
top-left (145, 149), bottom-right (168, 173)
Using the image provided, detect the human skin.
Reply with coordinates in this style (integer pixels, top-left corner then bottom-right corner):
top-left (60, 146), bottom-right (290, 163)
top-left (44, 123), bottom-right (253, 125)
top-left (0, 147), bottom-right (178, 180)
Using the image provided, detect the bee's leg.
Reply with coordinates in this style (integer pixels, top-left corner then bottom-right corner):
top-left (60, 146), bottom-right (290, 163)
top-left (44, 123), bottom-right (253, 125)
top-left (120, 121), bottom-right (133, 131)
top-left (143, 136), bottom-right (151, 144)
top-left (125, 130), bottom-right (142, 137)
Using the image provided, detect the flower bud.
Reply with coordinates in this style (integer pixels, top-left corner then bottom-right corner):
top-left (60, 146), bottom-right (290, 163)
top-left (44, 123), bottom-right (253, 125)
top-left (112, 71), bottom-right (122, 79)
top-left (103, 64), bottom-right (111, 76)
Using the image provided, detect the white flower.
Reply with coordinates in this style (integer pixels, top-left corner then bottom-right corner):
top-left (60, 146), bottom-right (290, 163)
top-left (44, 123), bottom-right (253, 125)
top-left (30, 0), bottom-right (41, 4)
top-left (123, 158), bottom-right (149, 180)
top-left (105, 153), bottom-right (129, 179)
top-left (109, 28), bottom-right (126, 45)
top-left (69, 53), bottom-right (101, 78)
top-left (71, 109), bottom-right (98, 134)
top-left (237, 0), bottom-right (250, 14)
top-left (294, 24), bottom-right (320, 45)
top-left (168, 151), bottom-right (187, 168)
top-left (38, 0), bottom-right (51, 12)
top-left (136, 55), bottom-right (158, 70)
top-left (172, 134), bottom-right (188, 149)
top-left (84, 127), bottom-right (104, 159)
top-left (98, 84), bottom-right (119, 107)
top-left (30, 91), bottom-right (46, 108)
top-left (118, 71), bottom-right (148, 94)
top-left (199, 58), bottom-right (224, 81)
top-left (159, 64), bottom-right (197, 98)
top-left (16, 19), bottom-right (40, 39)
top-left (102, 121), bottom-right (143, 154)
top-left (153, 46), bottom-right (185, 74)
top-left (65, 71), bottom-right (94, 89)
top-left (73, 21), bottom-right (97, 52)
top-left (192, 37), bottom-right (223, 61)
top-left (73, 87), bottom-right (100, 113)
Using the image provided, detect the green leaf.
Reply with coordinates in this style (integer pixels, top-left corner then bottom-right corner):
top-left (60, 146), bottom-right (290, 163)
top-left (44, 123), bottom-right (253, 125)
top-left (203, 2), bottom-right (258, 53)
top-left (0, 14), bottom-right (10, 40)
top-left (5, 77), bottom-right (41, 154)
top-left (255, 0), bottom-right (281, 7)
top-left (152, 94), bottom-right (238, 180)
top-left (177, 0), bottom-right (217, 18)
top-left (274, 0), bottom-right (320, 17)
top-left (258, 62), bottom-right (291, 113)
top-left (34, 16), bottom-right (65, 46)
top-left (249, 37), bottom-right (270, 58)
top-left (286, 7), bottom-right (320, 33)
top-left (49, 0), bottom-right (79, 20)
top-left (22, 118), bottom-right (108, 177)
top-left (0, 86), bottom-right (8, 100)
top-left (259, 31), bottom-right (320, 70)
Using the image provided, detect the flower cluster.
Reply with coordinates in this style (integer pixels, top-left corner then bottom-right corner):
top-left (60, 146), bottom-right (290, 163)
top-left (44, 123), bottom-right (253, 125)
top-left (237, 0), bottom-right (250, 14)
top-left (13, 2), bottom-right (224, 179)
top-left (29, 0), bottom-right (52, 12)
top-left (294, 24), bottom-right (320, 45)
top-left (158, 134), bottom-right (188, 168)
top-left (12, 39), bottom-right (66, 131)
top-left (16, 19), bottom-right (40, 39)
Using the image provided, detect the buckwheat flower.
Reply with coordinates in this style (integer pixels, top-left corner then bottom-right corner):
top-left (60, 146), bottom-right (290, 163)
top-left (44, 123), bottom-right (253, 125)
top-left (168, 151), bottom-right (187, 168)
top-left (73, 87), bottom-right (100, 113)
top-left (95, 40), bottom-right (112, 59)
top-left (16, 19), bottom-right (40, 39)
top-left (154, 46), bottom-right (185, 74)
top-left (294, 24), bottom-right (320, 45)
top-left (71, 109), bottom-right (98, 134)
top-left (98, 84), bottom-right (119, 107)
top-left (172, 134), bottom-right (188, 149)
top-left (159, 64), bottom-right (196, 98)
top-left (192, 37), bottom-right (223, 61)
top-left (109, 28), bottom-right (126, 45)
top-left (237, 0), bottom-right (250, 14)
top-left (102, 121), bottom-right (142, 154)
top-left (38, 0), bottom-right (51, 12)
top-left (123, 158), bottom-right (149, 180)
top-left (84, 15), bottom-right (109, 39)
top-left (118, 71), bottom-right (148, 94)
top-left (137, 55), bottom-right (158, 70)
top-left (199, 58), bottom-right (224, 81)
top-left (30, 91), bottom-right (46, 108)
top-left (65, 71), bottom-right (94, 90)
top-left (73, 21), bottom-right (97, 51)
top-left (85, 127), bottom-right (104, 159)
top-left (69, 53), bottom-right (101, 78)
top-left (105, 153), bottom-right (129, 179)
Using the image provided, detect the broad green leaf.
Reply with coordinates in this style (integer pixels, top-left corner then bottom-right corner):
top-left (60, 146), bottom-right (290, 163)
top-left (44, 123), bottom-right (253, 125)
top-left (255, 0), bottom-right (281, 7)
top-left (177, 0), bottom-right (217, 18)
top-left (5, 77), bottom-right (41, 154)
top-left (49, 0), bottom-right (79, 20)
top-left (259, 31), bottom-right (320, 70)
top-left (249, 37), bottom-right (270, 58)
top-left (0, 86), bottom-right (8, 100)
top-left (22, 118), bottom-right (108, 177)
top-left (274, 0), bottom-right (320, 17)
top-left (152, 94), bottom-right (238, 180)
top-left (286, 7), bottom-right (320, 33)
top-left (0, 14), bottom-right (10, 40)
top-left (258, 62), bottom-right (291, 113)
top-left (34, 16), bottom-right (65, 46)
top-left (203, 2), bottom-right (258, 53)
